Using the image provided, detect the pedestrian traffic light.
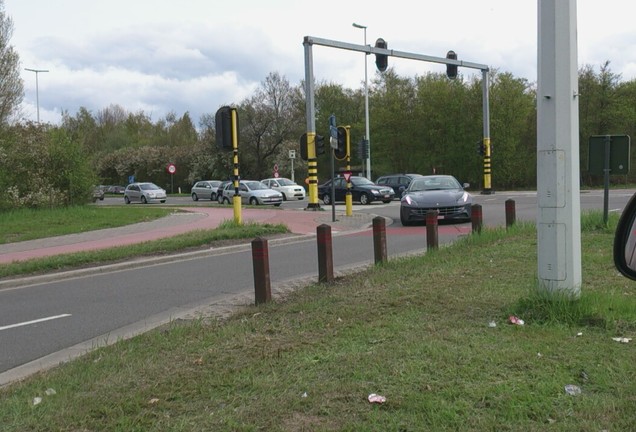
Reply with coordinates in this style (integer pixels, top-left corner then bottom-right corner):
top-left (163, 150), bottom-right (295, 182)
top-left (316, 134), bottom-right (325, 155)
top-left (446, 50), bottom-right (458, 80)
top-left (215, 106), bottom-right (238, 150)
top-left (300, 133), bottom-right (308, 161)
top-left (375, 38), bottom-right (388, 72)
top-left (335, 126), bottom-right (348, 160)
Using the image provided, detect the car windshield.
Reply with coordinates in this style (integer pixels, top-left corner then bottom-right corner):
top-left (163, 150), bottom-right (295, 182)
top-left (140, 183), bottom-right (161, 190)
top-left (409, 177), bottom-right (460, 191)
top-left (245, 181), bottom-right (268, 190)
top-left (277, 178), bottom-right (296, 186)
top-left (351, 177), bottom-right (374, 186)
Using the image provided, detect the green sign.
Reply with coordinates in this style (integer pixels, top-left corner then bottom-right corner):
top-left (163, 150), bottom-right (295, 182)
top-left (588, 135), bottom-right (630, 176)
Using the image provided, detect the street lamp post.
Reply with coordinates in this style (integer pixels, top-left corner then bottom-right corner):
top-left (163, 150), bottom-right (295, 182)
top-left (352, 22), bottom-right (371, 180)
top-left (25, 68), bottom-right (49, 123)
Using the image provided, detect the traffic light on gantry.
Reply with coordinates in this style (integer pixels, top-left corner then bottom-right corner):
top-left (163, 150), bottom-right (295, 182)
top-left (446, 50), bottom-right (458, 79)
top-left (375, 38), bottom-right (388, 72)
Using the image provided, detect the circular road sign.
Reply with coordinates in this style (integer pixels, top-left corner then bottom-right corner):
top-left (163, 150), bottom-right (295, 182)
top-left (167, 163), bottom-right (176, 174)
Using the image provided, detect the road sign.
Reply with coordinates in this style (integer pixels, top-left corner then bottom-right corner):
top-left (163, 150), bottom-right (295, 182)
top-left (167, 163), bottom-right (176, 174)
top-left (588, 135), bottom-right (630, 175)
top-left (343, 171), bottom-right (352, 182)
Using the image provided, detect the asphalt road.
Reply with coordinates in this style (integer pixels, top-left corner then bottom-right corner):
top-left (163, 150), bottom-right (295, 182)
top-left (2, 188), bottom-right (635, 386)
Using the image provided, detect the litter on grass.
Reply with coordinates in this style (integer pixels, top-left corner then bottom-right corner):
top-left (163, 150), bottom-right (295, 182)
top-left (488, 321), bottom-right (497, 328)
top-left (564, 384), bottom-right (581, 396)
top-left (368, 393), bottom-right (386, 404)
top-left (32, 397), bottom-right (42, 406)
top-left (508, 315), bottom-right (524, 325)
top-left (612, 337), bottom-right (632, 343)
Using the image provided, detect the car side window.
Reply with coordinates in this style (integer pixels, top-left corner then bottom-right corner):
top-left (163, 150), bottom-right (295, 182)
top-left (399, 177), bottom-right (410, 185)
top-left (377, 178), bottom-right (386, 185)
top-left (240, 184), bottom-right (248, 192)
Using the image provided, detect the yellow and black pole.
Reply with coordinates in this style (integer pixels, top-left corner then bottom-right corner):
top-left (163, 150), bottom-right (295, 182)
top-left (344, 126), bottom-right (353, 216)
top-left (306, 132), bottom-right (320, 209)
top-left (230, 108), bottom-right (242, 224)
top-left (482, 137), bottom-right (492, 193)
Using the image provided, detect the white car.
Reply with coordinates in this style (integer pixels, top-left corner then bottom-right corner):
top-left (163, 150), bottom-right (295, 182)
top-left (261, 177), bottom-right (306, 201)
top-left (124, 182), bottom-right (167, 204)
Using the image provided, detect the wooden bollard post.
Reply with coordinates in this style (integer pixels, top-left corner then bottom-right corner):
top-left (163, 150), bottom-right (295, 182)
top-left (373, 216), bottom-right (387, 264)
top-left (505, 199), bottom-right (516, 228)
top-left (426, 210), bottom-right (439, 251)
top-left (316, 224), bottom-right (334, 283)
top-left (471, 204), bottom-right (483, 234)
top-left (251, 237), bottom-right (271, 305)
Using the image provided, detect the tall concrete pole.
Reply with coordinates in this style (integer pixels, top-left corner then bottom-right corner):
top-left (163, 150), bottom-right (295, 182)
top-left (537, 0), bottom-right (582, 297)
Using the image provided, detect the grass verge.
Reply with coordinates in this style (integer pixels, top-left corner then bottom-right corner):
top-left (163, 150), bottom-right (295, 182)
top-left (0, 206), bottom-right (174, 244)
top-left (1, 212), bottom-right (635, 431)
top-left (0, 219), bottom-right (289, 279)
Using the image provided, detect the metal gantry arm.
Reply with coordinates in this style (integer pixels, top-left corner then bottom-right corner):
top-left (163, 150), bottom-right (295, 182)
top-left (302, 35), bottom-right (494, 196)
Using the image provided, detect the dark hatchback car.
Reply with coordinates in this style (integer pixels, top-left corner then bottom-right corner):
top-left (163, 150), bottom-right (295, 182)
top-left (376, 173), bottom-right (423, 198)
top-left (318, 176), bottom-right (395, 205)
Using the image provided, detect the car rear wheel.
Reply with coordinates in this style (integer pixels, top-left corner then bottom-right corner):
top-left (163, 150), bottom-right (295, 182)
top-left (141, 196), bottom-right (147, 204)
top-left (359, 193), bottom-right (370, 205)
top-left (323, 194), bottom-right (331, 205)
top-left (223, 197), bottom-right (230, 204)
top-left (192, 193), bottom-right (199, 201)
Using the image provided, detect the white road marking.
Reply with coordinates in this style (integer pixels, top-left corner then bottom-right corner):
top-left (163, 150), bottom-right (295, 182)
top-left (0, 314), bottom-right (72, 331)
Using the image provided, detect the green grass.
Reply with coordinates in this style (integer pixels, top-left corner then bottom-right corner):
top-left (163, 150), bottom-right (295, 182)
top-left (1, 213), bottom-right (635, 431)
top-left (0, 206), bottom-right (289, 278)
top-left (0, 206), bottom-right (174, 244)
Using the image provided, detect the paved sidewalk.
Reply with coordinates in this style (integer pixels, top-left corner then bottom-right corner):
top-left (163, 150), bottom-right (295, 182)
top-left (0, 207), bottom-right (377, 265)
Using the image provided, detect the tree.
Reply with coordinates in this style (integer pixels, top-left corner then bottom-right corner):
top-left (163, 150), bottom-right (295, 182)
top-left (0, 1), bottom-right (23, 125)
top-left (237, 72), bottom-right (305, 179)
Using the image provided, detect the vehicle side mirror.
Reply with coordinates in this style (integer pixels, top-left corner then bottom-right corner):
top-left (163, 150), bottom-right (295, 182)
top-left (614, 191), bottom-right (636, 280)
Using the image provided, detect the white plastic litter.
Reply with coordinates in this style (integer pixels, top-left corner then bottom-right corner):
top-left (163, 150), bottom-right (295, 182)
top-left (564, 384), bottom-right (581, 396)
top-left (612, 337), bottom-right (632, 343)
top-left (368, 393), bottom-right (386, 404)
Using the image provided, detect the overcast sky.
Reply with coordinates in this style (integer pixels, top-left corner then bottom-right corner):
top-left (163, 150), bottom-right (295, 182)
top-left (6, 0), bottom-right (636, 126)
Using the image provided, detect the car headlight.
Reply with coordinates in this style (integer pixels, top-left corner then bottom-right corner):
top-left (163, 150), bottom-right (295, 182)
top-left (403, 195), bottom-right (416, 206)
top-left (370, 189), bottom-right (380, 195)
top-left (457, 192), bottom-right (469, 203)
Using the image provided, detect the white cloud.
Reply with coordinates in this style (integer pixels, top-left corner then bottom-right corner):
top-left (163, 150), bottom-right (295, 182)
top-left (8, 0), bottom-right (636, 126)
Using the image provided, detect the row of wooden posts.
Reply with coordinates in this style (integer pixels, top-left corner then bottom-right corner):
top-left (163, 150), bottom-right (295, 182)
top-left (251, 199), bottom-right (518, 305)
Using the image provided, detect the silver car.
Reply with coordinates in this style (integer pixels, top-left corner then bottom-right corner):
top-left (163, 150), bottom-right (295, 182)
top-left (191, 180), bottom-right (222, 201)
top-left (261, 177), bottom-right (306, 201)
top-left (124, 182), bottom-right (167, 204)
top-left (219, 180), bottom-right (283, 206)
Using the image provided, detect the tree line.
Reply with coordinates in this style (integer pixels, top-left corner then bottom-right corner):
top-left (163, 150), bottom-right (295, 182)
top-left (2, 0), bottom-right (636, 210)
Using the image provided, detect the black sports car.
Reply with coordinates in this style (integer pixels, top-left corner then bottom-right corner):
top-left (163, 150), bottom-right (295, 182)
top-left (399, 175), bottom-right (472, 225)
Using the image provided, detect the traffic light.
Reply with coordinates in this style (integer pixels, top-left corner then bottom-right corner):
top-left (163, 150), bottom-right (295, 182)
top-left (476, 139), bottom-right (485, 156)
top-left (215, 106), bottom-right (238, 150)
top-left (316, 134), bottom-right (325, 155)
top-left (335, 126), bottom-right (348, 160)
top-left (446, 50), bottom-right (458, 80)
top-left (358, 138), bottom-right (369, 159)
top-left (300, 133), bottom-right (308, 161)
top-left (375, 38), bottom-right (388, 72)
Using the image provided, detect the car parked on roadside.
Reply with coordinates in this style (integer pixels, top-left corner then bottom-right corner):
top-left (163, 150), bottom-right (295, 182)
top-left (399, 175), bottom-right (472, 226)
top-left (216, 180), bottom-right (233, 203)
top-left (191, 180), bottom-right (222, 201)
top-left (92, 187), bottom-right (105, 202)
top-left (218, 180), bottom-right (283, 206)
top-left (107, 185), bottom-right (126, 194)
top-left (376, 173), bottom-right (423, 198)
top-left (124, 182), bottom-right (167, 204)
top-left (261, 177), bottom-right (306, 201)
top-left (318, 176), bottom-right (394, 205)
